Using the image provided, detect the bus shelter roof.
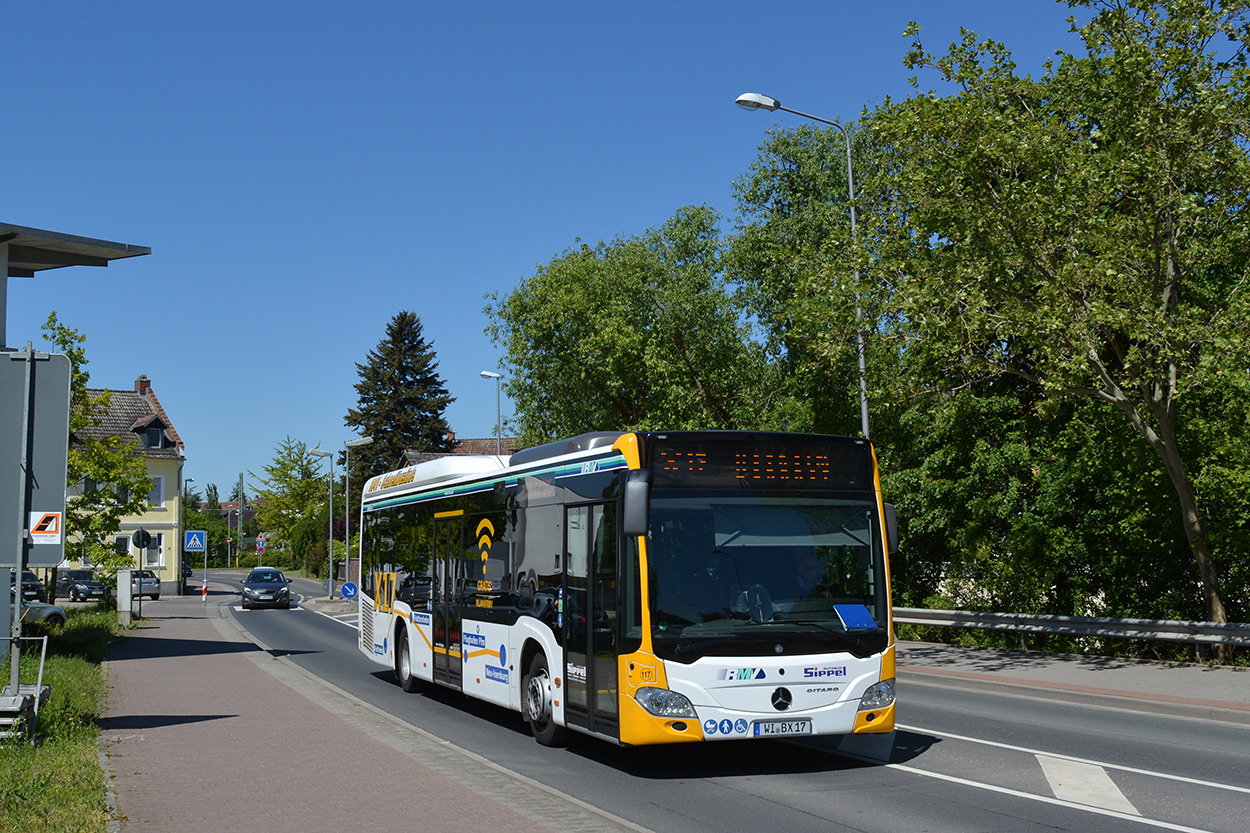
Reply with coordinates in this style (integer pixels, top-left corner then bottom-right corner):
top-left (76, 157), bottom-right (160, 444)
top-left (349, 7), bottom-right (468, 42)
top-left (1, 222), bottom-right (150, 277)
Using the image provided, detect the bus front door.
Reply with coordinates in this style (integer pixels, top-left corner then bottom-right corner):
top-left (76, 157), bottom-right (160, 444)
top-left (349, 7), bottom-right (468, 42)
top-left (563, 503), bottom-right (620, 738)
top-left (432, 513), bottom-right (464, 689)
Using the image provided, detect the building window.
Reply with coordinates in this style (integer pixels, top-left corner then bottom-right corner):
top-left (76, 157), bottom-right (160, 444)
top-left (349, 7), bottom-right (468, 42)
top-left (145, 534), bottom-right (163, 568)
top-left (147, 427), bottom-right (163, 448)
top-left (147, 476), bottom-right (164, 507)
top-left (114, 535), bottom-right (130, 558)
top-left (117, 484), bottom-right (131, 506)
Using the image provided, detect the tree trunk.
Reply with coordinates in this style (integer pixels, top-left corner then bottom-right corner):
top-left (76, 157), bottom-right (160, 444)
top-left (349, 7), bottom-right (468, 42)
top-left (1085, 353), bottom-right (1229, 625)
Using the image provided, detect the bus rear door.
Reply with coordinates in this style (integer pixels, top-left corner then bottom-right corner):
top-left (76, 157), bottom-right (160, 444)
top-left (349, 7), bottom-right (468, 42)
top-left (433, 512), bottom-right (464, 689)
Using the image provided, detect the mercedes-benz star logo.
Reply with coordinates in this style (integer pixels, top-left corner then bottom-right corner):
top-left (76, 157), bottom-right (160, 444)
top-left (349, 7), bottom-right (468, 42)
top-left (771, 687), bottom-right (792, 711)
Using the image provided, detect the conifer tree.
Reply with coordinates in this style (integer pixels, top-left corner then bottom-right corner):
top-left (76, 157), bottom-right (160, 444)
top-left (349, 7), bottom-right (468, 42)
top-left (345, 311), bottom-right (455, 488)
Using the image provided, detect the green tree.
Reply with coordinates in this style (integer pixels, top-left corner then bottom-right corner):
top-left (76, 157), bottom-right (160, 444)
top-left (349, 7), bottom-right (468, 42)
top-left (728, 122), bottom-right (888, 435)
top-left (869, 0), bottom-right (1250, 622)
top-left (487, 205), bottom-right (766, 444)
top-left (41, 314), bottom-right (151, 574)
top-left (344, 311), bottom-right (455, 498)
top-left (250, 437), bottom-right (332, 558)
top-left (184, 483), bottom-right (231, 566)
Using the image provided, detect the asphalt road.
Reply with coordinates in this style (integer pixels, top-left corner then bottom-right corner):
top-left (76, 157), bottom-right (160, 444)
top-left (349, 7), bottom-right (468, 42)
top-left (216, 571), bottom-right (1250, 833)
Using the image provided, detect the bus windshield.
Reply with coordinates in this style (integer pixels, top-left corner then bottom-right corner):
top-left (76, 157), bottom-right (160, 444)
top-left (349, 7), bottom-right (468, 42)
top-left (647, 492), bottom-right (889, 662)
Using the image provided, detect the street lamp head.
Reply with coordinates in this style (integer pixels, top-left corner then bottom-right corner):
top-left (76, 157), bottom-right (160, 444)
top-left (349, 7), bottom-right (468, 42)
top-left (309, 449), bottom-right (331, 459)
top-left (345, 435), bottom-right (374, 448)
top-left (736, 92), bottom-right (780, 112)
top-left (480, 370), bottom-right (502, 379)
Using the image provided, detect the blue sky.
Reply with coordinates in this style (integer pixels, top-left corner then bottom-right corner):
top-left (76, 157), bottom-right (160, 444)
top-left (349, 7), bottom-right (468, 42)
top-left (4, 1), bottom-right (1082, 498)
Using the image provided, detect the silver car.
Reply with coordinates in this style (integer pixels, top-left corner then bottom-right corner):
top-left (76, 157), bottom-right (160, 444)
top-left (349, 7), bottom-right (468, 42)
top-left (131, 569), bottom-right (160, 600)
top-left (22, 600), bottom-right (67, 627)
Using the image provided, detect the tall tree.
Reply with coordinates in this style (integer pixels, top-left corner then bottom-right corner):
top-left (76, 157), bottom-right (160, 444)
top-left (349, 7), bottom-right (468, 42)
top-left (344, 311), bottom-right (455, 487)
top-left (728, 122), bottom-right (887, 435)
top-left (42, 314), bottom-right (152, 574)
top-left (250, 437), bottom-right (333, 558)
top-left (869, 0), bottom-right (1250, 622)
top-left (487, 205), bottom-right (766, 444)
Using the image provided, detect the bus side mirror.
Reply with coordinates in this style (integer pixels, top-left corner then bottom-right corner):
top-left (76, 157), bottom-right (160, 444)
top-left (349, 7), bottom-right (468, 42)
top-left (622, 469), bottom-right (652, 538)
top-left (883, 503), bottom-right (899, 555)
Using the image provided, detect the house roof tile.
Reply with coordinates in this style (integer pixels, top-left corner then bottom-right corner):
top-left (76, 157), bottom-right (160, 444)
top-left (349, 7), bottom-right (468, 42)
top-left (76, 380), bottom-right (184, 461)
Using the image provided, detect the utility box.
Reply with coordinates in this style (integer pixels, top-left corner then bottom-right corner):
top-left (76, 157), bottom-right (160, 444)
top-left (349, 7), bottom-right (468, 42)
top-left (116, 569), bottom-right (132, 627)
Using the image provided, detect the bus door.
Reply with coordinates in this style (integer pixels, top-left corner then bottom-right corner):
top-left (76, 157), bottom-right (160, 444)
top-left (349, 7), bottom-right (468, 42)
top-left (432, 512), bottom-right (464, 689)
top-left (563, 503), bottom-right (620, 737)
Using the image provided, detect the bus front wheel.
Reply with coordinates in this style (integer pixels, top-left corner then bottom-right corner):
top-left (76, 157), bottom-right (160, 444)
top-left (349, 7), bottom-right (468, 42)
top-left (522, 652), bottom-right (568, 746)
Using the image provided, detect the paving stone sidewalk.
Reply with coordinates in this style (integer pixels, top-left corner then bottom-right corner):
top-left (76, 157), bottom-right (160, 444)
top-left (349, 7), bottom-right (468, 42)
top-left (103, 593), bottom-right (646, 833)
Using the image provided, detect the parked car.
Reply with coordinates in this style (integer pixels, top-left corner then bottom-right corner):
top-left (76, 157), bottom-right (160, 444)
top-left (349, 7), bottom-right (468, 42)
top-left (130, 569), bottom-right (160, 600)
top-left (55, 569), bottom-right (109, 603)
top-left (9, 588), bottom-right (65, 627)
top-left (181, 563), bottom-right (194, 580)
top-left (240, 567), bottom-right (292, 610)
top-left (21, 599), bottom-right (67, 627)
top-left (9, 570), bottom-right (44, 603)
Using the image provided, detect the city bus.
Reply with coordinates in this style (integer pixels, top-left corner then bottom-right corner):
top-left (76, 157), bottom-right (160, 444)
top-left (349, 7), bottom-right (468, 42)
top-left (355, 430), bottom-right (898, 747)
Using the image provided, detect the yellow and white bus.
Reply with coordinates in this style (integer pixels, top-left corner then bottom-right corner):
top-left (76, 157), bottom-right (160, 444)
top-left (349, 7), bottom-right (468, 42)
top-left (356, 431), bottom-right (898, 747)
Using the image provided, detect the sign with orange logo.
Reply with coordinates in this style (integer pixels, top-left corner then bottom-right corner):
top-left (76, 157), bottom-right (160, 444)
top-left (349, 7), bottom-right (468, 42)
top-left (29, 511), bottom-right (62, 545)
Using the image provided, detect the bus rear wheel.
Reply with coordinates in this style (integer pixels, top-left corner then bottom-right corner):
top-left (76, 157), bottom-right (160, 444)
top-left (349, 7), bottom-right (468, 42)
top-left (522, 652), bottom-right (568, 746)
top-left (394, 627), bottom-right (422, 693)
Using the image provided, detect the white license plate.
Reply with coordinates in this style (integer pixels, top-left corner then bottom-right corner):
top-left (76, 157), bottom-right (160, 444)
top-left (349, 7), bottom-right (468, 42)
top-left (258, 594), bottom-right (273, 601)
top-left (753, 719), bottom-right (813, 737)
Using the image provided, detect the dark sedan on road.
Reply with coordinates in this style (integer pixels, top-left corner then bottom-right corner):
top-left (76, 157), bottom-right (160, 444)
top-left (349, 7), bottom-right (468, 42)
top-left (240, 567), bottom-right (292, 609)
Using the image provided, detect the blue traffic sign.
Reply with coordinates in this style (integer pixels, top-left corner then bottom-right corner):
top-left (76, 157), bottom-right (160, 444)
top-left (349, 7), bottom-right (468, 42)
top-left (341, 582), bottom-right (358, 599)
top-left (184, 530), bottom-right (207, 552)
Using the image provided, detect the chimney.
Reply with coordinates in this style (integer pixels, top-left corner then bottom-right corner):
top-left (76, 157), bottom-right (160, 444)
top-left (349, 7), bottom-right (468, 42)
top-left (447, 431), bottom-right (456, 443)
top-left (135, 375), bottom-right (151, 395)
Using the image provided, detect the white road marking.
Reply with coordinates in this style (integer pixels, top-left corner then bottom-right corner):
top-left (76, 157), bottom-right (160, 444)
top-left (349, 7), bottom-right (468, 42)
top-left (292, 597), bottom-right (358, 629)
top-left (868, 759), bottom-right (1220, 833)
top-left (1037, 754), bottom-right (1139, 814)
top-left (897, 723), bottom-right (1250, 795)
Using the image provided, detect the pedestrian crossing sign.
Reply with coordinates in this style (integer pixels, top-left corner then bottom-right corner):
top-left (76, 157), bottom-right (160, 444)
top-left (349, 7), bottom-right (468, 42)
top-left (185, 530), bottom-right (207, 552)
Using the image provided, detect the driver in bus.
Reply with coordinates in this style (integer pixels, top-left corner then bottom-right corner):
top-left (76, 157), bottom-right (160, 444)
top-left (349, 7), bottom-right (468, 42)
top-left (796, 553), bottom-right (823, 597)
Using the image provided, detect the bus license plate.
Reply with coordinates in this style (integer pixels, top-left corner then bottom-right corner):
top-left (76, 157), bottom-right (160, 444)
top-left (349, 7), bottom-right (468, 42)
top-left (753, 719), bottom-right (812, 737)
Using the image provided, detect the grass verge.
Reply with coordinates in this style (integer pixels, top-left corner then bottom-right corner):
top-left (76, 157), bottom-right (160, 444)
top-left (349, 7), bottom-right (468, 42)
top-left (0, 607), bottom-right (119, 833)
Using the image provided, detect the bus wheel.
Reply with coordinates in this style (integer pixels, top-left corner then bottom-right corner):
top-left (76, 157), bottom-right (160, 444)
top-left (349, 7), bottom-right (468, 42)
top-left (395, 628), bottom-right (422, 693)
top-left (522, 653), bottom-right (568, 746)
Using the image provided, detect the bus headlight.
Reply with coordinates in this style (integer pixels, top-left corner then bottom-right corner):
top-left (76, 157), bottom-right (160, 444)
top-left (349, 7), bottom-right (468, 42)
top-left (858, 679), bottom-right (895, 711)
top-left (634, 687), bottom-right (697, 718)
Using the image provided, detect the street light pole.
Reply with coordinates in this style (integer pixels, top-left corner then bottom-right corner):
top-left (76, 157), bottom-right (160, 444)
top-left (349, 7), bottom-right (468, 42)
top-left (344, 436), bottom-right (373, 592)
top-left (736, 92), bottom-right (871, 440)
top-left (480, 371), bottom-right (502, 455)
top-left (309, 449), bottom-right (333, 599)
top-left (181, 477), bottom-right (194, 595)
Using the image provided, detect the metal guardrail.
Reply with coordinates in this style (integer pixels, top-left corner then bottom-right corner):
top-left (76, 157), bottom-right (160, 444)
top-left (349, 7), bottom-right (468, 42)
top-left (893, 607), bottom-right (1250, 648)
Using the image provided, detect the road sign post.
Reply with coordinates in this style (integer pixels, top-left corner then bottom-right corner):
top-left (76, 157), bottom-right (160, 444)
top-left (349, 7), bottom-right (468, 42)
top-left (185, 530), bottom-right (208, 601)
